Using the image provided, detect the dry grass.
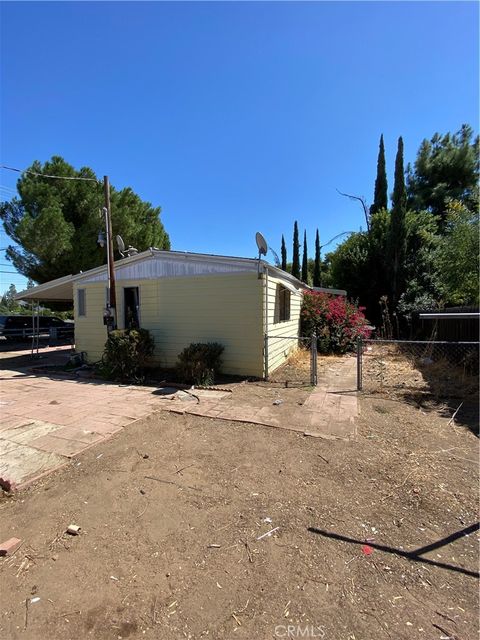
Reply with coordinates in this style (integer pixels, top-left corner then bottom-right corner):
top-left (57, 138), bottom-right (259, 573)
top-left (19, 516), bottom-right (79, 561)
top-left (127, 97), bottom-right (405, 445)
top-left (364, 344), bottom-right (479, 399)
top-left (269, 347), bottom-right (345, 385)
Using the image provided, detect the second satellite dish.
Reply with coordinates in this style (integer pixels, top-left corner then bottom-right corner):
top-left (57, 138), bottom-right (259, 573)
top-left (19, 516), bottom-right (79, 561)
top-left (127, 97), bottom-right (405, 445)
top-left (255, 232), bottom-right (268, 256)
top-left (116, 235), bottom-right (126, 256)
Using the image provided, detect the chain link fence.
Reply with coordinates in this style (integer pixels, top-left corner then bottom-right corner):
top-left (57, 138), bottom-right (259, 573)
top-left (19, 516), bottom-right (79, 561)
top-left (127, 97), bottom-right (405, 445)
top-left (357, 339), bottom-right (479, 402)
top-left (264, 334), bottom-right (318, 386)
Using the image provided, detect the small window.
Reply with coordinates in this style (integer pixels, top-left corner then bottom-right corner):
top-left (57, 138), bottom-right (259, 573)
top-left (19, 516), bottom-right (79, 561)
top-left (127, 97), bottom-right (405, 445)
top-left (77, 289), bottom-right (86, 317)
top-left (275, 284), bottom-right (291, 323)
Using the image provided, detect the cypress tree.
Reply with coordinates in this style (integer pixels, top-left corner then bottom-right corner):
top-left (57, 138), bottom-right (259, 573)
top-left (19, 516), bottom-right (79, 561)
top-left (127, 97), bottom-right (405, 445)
top-left (389, 136), bottom-right (407, 308)
top-left (281, 235), bottom-right (287, 271)
top-left (292, 221), bottom-right (300, 279)
top-left (301, 230), bottom-right (308, 283)
top-left (370, 134), bottom-right (388, 216)
top-left (313, 229), bottom-right (321, 287)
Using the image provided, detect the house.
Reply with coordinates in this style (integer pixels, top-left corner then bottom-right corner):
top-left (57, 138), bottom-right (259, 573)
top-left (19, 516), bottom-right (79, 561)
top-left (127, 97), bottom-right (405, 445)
top-left (16, 249), bottom-right (346, 378)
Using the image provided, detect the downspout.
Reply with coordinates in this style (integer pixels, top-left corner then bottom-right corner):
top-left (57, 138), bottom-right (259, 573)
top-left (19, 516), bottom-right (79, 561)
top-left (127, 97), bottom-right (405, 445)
top-left (262, 263), bottom-right (269, 380)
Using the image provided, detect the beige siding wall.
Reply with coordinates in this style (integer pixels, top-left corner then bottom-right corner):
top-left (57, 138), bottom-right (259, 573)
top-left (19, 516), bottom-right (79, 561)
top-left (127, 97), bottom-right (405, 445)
top-left (74, 282), bottom-right (108, 361)
top-left (74, 272), bottom-right (264, 377)
top-left (265, 274), bottom-right (302, 375)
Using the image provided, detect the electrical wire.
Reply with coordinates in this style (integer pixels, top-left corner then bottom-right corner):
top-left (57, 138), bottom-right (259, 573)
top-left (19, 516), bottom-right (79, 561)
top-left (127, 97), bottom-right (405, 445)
top-left (1, 164), bottom-right (99, 183)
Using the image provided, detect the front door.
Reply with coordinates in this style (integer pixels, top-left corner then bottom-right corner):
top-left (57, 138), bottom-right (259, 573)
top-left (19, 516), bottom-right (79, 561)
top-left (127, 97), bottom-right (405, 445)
top-left (124, 287), bottom-right (140, 330)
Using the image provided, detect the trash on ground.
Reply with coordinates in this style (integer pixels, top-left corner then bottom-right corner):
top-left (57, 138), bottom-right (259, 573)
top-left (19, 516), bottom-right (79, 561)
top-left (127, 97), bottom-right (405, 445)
top-left (66, 525), bottom-right (81, 536)
top-left (0, 537), bottom-right (22, 557)
top-left (272, 399), bottom-right (283, 406)
top-left (257, 527), bottom-right (280, 541)
top-left (361, 544), bottom-right (374, 556)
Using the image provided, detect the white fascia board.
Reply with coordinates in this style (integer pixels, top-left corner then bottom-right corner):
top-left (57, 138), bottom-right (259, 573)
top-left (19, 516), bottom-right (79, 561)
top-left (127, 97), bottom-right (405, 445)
top-left (264, 264), bottom-right (306, 290)
top-left (73, 249), bottom-right (154, 283)
top-left (14, 274), bottom-right (74, 301)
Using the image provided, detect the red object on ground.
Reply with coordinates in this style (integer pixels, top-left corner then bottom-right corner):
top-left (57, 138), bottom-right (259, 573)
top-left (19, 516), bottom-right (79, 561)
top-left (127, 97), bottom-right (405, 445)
top-left (361, 544), bottom-right (374, 556)
top-left (0, 537), bottom-right (22, 556)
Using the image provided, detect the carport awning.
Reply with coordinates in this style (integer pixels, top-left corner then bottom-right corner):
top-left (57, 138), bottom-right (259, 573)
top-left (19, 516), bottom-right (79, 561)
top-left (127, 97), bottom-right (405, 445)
top-left (15, 274), bottom-right (74, 302)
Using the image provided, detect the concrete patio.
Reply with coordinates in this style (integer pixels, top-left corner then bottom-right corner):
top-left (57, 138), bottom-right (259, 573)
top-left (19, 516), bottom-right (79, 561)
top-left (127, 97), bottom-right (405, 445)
top-left (0, 344), bottom-right (358, 491)
top-left (164, 356), bottom-right (359, 438)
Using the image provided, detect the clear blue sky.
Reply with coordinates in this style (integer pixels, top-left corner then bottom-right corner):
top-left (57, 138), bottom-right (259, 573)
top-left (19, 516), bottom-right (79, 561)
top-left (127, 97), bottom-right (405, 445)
top-left (1, 1), bottom-right (478, 293)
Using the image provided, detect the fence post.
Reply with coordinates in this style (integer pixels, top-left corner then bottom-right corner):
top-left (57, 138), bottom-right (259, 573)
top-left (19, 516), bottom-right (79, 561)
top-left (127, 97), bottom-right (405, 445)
top-left (357, 337), bottom-right (363, 391)
top-left (49, 326), bottom-right (58, 346)
top-left (310, 331), bottom-right (318, 386)
top-left (264, 334), bottom-right (269, 381)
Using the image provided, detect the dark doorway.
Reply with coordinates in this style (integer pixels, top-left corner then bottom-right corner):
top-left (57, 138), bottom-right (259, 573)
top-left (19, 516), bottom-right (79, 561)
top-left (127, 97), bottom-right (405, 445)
top-left (124, 287), bottom-right (140, 330)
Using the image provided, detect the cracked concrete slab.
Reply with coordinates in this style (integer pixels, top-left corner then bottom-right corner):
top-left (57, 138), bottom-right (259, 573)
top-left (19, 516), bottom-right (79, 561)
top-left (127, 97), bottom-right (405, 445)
top-left (0, 440), bottom-right (68, 491)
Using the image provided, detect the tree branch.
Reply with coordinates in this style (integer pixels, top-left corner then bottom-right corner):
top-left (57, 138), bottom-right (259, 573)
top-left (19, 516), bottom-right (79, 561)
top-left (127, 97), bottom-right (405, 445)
top-left (336, 189), bottom-right (370, 232)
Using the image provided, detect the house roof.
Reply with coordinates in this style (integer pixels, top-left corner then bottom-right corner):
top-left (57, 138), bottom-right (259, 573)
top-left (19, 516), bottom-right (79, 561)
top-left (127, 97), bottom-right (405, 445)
top-left (15, 248), bottom-right (345, 301)
top-left (14, 273), bottom-right (75, 302)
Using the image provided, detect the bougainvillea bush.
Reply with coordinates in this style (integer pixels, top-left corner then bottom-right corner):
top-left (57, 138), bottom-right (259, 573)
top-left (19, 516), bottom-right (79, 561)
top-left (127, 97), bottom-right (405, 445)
top-left (301, 292), bottom-right (371, 354)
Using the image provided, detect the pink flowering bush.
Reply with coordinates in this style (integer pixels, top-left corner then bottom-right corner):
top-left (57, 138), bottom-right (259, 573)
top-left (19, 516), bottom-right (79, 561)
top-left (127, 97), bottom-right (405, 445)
top-left (301, 291), bottom-right (371, 354)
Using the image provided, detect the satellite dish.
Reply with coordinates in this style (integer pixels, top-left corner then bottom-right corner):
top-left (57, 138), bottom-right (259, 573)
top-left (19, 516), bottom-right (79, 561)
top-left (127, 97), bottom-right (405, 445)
top-left (255, 232), bottom-right (268, 257)
top-left (116, 235), bottom-right (125, 256)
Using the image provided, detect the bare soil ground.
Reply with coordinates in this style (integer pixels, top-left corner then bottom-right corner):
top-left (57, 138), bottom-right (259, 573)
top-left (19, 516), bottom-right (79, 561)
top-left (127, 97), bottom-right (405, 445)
top-left (268, 348), bottom-right (348, 387)
top-left (1, 371), bottom-right (478, 640)
top-left (362, 343), bottom-right (479, 435)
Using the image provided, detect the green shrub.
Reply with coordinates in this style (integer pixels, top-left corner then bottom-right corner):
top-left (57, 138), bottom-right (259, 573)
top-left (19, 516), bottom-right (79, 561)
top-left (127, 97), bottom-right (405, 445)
top-left (101, 329), bottom-right (154, 383)
top-left (176, 342), bottom-right (224, 386)
top-left (301, 291), bottom-right (371, 354)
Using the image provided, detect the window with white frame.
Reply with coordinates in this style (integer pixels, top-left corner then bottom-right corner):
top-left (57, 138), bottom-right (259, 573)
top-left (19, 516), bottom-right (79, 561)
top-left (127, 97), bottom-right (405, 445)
top-left (275, 284), bottom-right (291, 323)
top-left (77, 288), bottom-right (86, 317)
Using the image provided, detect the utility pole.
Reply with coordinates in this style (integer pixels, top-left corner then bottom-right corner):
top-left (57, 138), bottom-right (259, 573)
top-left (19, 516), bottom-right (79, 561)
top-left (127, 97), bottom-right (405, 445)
top-left (103, 176), bottom-right (117, 328)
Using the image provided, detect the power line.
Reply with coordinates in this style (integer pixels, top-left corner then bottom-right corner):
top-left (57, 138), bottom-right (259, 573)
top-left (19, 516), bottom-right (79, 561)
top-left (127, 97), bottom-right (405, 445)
top-left (1, 164), bottom-right (99, 183)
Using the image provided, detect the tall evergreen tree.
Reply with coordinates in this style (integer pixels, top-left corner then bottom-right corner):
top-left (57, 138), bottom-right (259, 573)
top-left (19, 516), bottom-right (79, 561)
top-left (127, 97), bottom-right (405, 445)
top-left (313, 229), bottom-right (321, 287)
top-left (406, 124), bottom-right (479, 224)
top-left (281, 235), bottom-right (287, 271)
top-left (292, 221), bottom-right (300, 279)
top-left (301, 230), bottom-right (308, 283)
top-left (389, 136), bottom-right (407, 307)
top-left (370, 134), bottom-right (388, 216)
top-left (0, 156), bottom-right (170, 283)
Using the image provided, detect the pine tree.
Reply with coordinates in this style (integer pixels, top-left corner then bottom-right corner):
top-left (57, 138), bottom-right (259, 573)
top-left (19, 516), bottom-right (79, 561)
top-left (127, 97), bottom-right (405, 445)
top-left (301, 230), bottom-right (308, 283)
top-left (281, 235), bottom-right (287, 271)
top-left (0, 156), bottom-right (170, 283)
top-left (313, 229), bottom-right (321, 287)
top-left (370, 134), bottom-right (388, 216)
top-left (292, 221), bottom-right (300, 279)
top-left (389, 136), bottom-right (407, 307)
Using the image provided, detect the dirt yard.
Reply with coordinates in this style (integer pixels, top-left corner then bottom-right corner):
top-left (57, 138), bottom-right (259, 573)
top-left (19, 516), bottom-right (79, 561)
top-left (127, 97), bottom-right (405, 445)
top-left (1, 372), bottom-right (478, 640)
top-left (362, 342), bottom-right (479, 436)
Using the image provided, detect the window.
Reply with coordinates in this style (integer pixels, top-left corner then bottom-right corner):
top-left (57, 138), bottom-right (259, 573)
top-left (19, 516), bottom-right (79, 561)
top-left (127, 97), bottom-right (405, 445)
top-left (275, 284), bottom-right (291, 323)
top-left (77, 289), bottom-right (86, 317)
top-left (124, 287), bottom-right (140, 329)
